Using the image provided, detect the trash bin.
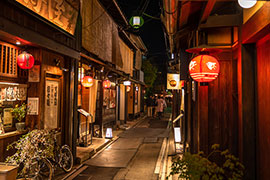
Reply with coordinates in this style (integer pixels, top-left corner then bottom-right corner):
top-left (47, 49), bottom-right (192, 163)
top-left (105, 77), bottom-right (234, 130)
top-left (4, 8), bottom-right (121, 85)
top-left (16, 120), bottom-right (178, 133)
top-left (0, 163), bottom-right (18, 180)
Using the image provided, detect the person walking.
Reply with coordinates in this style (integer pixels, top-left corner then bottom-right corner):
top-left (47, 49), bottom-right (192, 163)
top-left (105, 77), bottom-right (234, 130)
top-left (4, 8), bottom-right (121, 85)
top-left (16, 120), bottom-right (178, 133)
top-left (156, 95), bottom-right (167, 119)
top-left (146, 96), bottom-right (153, 117)
top-left (152, 96), bottom-right (157, 117)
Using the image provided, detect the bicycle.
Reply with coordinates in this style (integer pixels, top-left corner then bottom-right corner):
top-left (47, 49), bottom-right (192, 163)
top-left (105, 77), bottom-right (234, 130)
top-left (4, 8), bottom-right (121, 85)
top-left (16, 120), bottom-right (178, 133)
top-left (28, 130), bottom-right (74, 180)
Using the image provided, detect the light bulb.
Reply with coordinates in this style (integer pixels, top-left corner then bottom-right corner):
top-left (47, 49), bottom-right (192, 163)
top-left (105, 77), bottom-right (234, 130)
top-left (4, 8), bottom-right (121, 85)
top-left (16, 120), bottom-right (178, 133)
top-left (238, 0), bottom-right (257, 8)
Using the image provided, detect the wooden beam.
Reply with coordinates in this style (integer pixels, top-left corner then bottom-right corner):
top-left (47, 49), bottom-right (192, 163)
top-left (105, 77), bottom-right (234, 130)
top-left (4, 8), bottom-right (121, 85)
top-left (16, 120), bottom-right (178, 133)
top-left (0, 17), bottom-right (80, 60)
top-left (200, 14), bottom-right (241, 28)
top-left (179, 1), bottom-right (191, 28)
top-left (175, 26), bottom-right (195, 40)
top-left (199, 0), bottom-right (217, 25)
top-left (242, 3), bottom-right (270, 44)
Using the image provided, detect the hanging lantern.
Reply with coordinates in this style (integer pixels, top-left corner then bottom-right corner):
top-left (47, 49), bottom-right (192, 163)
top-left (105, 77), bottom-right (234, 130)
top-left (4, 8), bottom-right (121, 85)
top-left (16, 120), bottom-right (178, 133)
top-left (126, 86), bottom-right (131, 92)
top-left (189, 55), bottom-right (220, 82)
top-left (238, 0), bottom-right (257, 8)
top-left (82, 76), bottom-right (94, 87)
top-left (129, 16), bottom-right (144, 29)
top-left (103, 79), bottom-right (111, 89)
top-left (17, 51), bottom-right (35, 69)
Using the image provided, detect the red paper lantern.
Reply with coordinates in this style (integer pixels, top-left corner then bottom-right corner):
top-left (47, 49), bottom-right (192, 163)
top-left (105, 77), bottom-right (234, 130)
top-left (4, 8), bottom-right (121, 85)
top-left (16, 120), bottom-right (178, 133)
top-left (17, 51), bottom-right (35, 69)
top-left (126, 86), bottom-right (131, 92)
top-left (189, 55), bottom-right (220, 82)
top-left (103, 79), bottom-right (111, 89)
top-left (82, 76), bottom-right (94, 87)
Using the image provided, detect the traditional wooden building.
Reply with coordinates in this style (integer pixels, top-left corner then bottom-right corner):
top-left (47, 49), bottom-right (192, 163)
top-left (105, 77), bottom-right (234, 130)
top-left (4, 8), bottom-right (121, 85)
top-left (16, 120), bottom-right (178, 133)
top-left (79, 0), bottom-right (146, 140)
top-left (162, 1), bottom-right (270, 179)
top-left (0, 0), bottom-right (80, 160)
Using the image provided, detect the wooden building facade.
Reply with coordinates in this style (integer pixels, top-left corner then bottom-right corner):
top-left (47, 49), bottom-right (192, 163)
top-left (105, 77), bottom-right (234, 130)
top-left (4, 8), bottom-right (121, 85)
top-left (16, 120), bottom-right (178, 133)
top-left (0, 0), bottom-right (80, 160)
top-left (162, 1), bottom-right (270, 179)
top-left (80, 0), bottom-right (146, 138)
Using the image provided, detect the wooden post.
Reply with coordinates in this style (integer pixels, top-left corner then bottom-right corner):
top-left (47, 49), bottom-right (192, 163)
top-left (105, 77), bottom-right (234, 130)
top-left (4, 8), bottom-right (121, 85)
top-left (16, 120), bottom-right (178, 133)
top-left (198, 84), bottom-right (209, 154)
top-left (241, 44), bottom-right (256, 180)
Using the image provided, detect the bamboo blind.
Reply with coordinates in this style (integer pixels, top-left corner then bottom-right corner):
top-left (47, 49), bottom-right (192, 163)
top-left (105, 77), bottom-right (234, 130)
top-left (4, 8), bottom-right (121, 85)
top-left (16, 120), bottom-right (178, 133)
top-left (0, 41), bottom-right (20, 78)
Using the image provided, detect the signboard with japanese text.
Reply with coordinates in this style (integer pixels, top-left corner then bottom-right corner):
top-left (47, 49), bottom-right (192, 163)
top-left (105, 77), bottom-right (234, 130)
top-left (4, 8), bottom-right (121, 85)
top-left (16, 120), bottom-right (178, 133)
top-left (44, 79), bottom-right (59, 129)
top-left (27, 97), bottom-right (39, 115)
top-left (15, 0), bottom-right (79, 35)
top-left (167, 73), bottom-right (181, 90)
top-left (29, 65), bottom-right (40, 82)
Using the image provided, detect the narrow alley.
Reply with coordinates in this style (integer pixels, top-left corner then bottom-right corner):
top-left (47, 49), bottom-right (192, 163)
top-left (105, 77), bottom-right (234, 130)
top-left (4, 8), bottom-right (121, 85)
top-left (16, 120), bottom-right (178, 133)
top-left (65, 114), bottom-right (170, 180)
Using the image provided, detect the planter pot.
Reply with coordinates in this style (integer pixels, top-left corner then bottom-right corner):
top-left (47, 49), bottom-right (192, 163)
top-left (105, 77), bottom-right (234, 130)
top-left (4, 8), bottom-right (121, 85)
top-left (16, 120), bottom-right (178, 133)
top-left (0, 163), bottom-right (18, 180)
top-left (15, 122), bottom-right (25, 131)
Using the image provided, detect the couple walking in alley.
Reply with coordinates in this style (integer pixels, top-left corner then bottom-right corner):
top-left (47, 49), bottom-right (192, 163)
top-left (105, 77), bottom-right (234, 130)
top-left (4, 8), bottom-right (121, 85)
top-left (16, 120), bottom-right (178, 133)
top-left (147, 95), bottom-right (167, 119)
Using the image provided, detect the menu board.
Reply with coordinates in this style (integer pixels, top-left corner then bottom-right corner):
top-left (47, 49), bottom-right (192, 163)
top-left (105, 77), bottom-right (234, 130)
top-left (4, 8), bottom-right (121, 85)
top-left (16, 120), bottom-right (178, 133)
top-left (44, 79), bottom-right (59, 129)
top-left (3, 108), bottom-right (13, 128)
top-left (0, 83), bottom-right (27, 101)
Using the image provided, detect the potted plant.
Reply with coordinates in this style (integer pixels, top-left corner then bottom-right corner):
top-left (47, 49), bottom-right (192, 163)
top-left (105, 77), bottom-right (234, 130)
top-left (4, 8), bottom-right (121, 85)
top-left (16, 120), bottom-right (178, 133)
top-left (12, 103), bottom-right (27, 131)
top-left (167, 144), bottom-right (244, 180)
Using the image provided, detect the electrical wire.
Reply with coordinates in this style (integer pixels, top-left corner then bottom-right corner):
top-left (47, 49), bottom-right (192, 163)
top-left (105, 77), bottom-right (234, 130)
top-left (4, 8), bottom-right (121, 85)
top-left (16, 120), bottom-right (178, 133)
top-left (143, 12), bottom-right (160, 20)
top-left (140, 0), bottom-right (151, 15)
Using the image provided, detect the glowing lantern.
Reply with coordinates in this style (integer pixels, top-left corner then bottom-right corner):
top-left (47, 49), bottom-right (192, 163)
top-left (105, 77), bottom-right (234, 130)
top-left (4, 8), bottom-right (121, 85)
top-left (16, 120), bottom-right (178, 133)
top-left (189, 55), bottom-right (220, 82)
top-left (17, 51), bottom-right (34, 69)
top-left (103, 79), bottom-right (111, 89)
top-left (82, 76), bottom-right (94, 87)
top-left (129, 16), bottom-right (144, 29)
top-left (126, 86), bottom-right (131, 92)
top-left (238, 0), bottom-right (257, 8)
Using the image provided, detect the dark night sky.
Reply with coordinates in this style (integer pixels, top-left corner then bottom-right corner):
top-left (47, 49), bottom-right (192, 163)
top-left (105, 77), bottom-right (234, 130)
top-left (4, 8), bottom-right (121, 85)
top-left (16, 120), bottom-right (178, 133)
top-left (116, 0), bottom-right (168, 72)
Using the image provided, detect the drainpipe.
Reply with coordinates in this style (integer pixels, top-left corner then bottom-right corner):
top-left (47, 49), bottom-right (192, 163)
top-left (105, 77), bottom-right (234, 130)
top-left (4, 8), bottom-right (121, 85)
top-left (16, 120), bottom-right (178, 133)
top-left (162, 0), bottom-right (178, 54)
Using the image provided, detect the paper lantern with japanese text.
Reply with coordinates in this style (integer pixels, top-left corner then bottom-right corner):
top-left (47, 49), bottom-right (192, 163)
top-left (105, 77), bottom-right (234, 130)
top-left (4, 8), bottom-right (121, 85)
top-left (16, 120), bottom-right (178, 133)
top-left (189, 55), bottom-right (220, 82)
top-left (82, 76), bottom-right (94, 87)
top-left (17, 51), bottom-right (35, 69)
top-left (103, 80), bottom-right (111, 89)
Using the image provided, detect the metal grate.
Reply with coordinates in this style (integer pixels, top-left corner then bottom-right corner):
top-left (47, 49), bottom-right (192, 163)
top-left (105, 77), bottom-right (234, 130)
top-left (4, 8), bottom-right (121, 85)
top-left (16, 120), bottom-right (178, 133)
top-left (0, 41), bottom-right (20, 78)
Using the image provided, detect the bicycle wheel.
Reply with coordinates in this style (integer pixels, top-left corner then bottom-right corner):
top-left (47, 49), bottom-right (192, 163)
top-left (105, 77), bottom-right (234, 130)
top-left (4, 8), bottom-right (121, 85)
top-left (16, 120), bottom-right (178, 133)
top-left (59, 145), bottom-right (73, 172)
top-left (29, 158), bottom-right (53, 180)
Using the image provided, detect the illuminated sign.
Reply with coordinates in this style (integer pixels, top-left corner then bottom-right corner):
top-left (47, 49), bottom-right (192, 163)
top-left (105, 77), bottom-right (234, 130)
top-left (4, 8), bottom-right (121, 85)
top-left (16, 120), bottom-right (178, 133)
top-left (123, 81), bottom-right (131, 86)
top-left (167, 73), bottom-right (181, 89)
top-left (174, 127), bottom-right (181, 143)
top-left (105, 128), bottom-right (113, 139)
top-left (15, 0), bottom-right (79, 35)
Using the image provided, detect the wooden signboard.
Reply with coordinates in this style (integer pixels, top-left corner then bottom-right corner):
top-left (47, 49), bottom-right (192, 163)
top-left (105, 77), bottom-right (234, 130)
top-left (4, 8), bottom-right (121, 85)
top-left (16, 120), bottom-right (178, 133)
top-left (15, 0), bottom-right (79, 35)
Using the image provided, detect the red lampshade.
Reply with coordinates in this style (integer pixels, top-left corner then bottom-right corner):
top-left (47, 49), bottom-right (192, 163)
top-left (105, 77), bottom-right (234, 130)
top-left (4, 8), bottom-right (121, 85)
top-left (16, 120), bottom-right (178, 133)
top-left (103, 80), bottom-right (111, 89)
top-left (82, 76), bottom-right (94, 87)
top-left (17, 51), bottom-right (35, 69)
top-left (126, 86), bottom-right (131, 92)
top-left (189, 55), bottom-right (220, 82)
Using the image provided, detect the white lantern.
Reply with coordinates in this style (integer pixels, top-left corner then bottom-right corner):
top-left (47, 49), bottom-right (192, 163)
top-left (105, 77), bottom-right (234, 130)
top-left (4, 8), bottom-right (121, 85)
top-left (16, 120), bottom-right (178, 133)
top-left (238, 0), bottom-right (257, 8)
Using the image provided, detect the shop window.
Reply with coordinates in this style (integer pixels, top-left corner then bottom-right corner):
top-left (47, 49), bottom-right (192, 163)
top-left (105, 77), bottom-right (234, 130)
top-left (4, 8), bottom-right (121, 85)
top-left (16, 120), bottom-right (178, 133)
top-left (0, 41), bottom-right (20, 78)
top-left (0, 83), bottom-right (27, 133)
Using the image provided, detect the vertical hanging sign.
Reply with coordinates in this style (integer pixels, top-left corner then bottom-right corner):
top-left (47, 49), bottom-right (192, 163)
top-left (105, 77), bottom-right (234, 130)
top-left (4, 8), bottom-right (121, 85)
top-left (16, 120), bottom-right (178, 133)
top-left (44, 79), bottom-right (59, 129)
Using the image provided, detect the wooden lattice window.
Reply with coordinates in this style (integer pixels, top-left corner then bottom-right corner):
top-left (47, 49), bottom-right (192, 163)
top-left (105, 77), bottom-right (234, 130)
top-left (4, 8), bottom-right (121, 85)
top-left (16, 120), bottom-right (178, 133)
top-left (0, 41), bottom-right (20, 78)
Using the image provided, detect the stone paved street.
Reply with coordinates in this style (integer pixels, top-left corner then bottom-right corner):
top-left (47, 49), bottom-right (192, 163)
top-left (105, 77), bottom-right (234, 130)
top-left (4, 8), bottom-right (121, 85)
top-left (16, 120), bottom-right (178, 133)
top-left (66, 116), bottom-right (170, 180)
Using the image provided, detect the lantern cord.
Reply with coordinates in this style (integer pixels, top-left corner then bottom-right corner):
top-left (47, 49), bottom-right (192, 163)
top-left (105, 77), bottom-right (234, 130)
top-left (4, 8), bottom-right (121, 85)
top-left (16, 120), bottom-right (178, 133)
top-left (143, 13), bottom-right (160, 20)
top-left (139, 0), bottom-right (151, 16)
